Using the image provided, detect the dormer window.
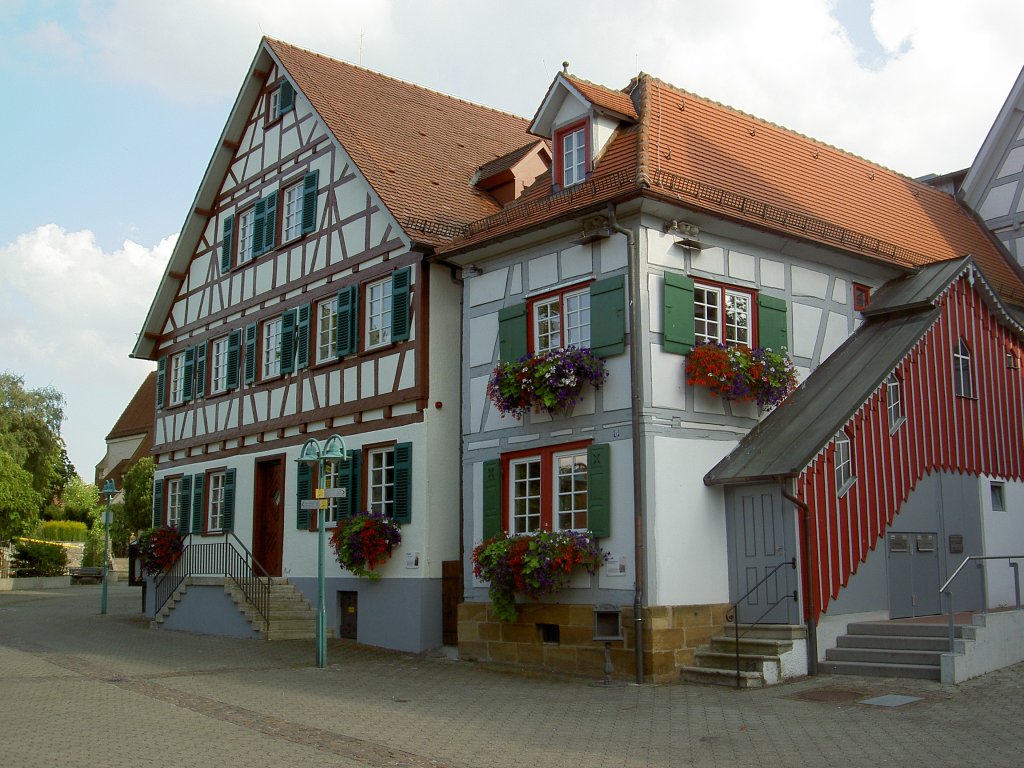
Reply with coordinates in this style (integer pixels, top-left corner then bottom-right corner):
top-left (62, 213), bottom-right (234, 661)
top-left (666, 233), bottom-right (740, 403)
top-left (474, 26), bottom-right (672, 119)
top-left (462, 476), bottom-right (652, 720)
top-left (556, 120), bottom-right (589, 188)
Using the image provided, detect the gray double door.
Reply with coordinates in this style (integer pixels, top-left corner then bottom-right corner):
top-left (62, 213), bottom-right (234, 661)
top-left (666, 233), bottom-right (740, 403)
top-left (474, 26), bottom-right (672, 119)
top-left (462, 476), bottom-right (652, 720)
top-left (886, 532), bottom-right (941, 618)
top-left (726, 487), bottom-right (800, 625)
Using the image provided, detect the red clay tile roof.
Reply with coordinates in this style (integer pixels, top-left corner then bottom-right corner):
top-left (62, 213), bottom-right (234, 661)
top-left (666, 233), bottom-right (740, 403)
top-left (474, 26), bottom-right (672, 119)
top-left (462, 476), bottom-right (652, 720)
top-left (445, 74), bottom-right (1024, 303)
top-left (475, 140), bottom-right (548, 184)
top-left (564, 74), bottom-right (639, 120)
top-left (106, 371), bottom-right (157, 441)
top-left (267, 39), bottom-right (534, 247)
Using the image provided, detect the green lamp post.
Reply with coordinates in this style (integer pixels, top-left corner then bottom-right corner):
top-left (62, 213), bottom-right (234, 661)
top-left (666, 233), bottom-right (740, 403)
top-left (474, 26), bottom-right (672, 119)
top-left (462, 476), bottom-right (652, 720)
top-left (100, 479), bottom-right (117, 615)
top-left (295, 434), bottom-right (347, 668)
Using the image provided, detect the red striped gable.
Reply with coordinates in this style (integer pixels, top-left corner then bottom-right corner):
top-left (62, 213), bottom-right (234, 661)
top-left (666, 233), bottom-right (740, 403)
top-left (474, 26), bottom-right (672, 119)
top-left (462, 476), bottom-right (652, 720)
top-left (797, 274), bottom-right (1024, 622)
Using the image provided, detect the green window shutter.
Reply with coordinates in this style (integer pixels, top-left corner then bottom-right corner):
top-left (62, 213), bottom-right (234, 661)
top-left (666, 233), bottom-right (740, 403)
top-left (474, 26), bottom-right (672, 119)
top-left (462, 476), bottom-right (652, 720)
top-left (481, 459), bottom-right (502, 539)
top-left (340, 450), bottom-right (362, 519)
top-left (295, 303), bottom-right (310, 370)
top-left (152, 478), bottom-right (164, 528)
top-left (191, 473), bottom-right (205, 533)
top-left (757, 294), bottom-right (789, 351)
top-left (296, 462), bottom-right (312, 530)
top-left (336, 285), bottom-right (359, 357)
top-left (262, 190), bottom-right (278, 254)
top-left (226, 329), bottom-right (241, 390)
top-left (182, 347), bottom-right (195, 402)
top-left (220, 214), bottom-right (234, 274)
top-left (663, 271), bottom-right (696, 355)
top-left (222, 468), bottom-right (236, 532)
top-left (391, 267), bottom-right (411, 343)
top-left (244, 323), bottom-right (258, 384)
top-left (498, 303), bottom-right (527, 363)
top-left (178, 476), bottom-right (192, 534)
top-left (589, 274), bottom-right (625, 357)
top-left (194, 342), bottom-right (207, 399)
top-left (300, 170), bottom-right (318, 235)
top-left (587, 443), bottom-right (611, 538)
top-left (277, 81), bottom-right (295, 115)
top-left (280, 309), bottom-right (296, 375)
top-left (155, 357), bottom-right (166, 411)
top-left (251, 197), bottom-right (266, 257)
top-left (392, 442), bottom-right (412, 523)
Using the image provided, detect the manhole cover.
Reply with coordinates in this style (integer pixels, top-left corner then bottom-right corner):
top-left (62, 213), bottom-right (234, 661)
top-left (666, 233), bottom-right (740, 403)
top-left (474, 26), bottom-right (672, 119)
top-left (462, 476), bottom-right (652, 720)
top-left (791, 687), bottom-right (865, 703)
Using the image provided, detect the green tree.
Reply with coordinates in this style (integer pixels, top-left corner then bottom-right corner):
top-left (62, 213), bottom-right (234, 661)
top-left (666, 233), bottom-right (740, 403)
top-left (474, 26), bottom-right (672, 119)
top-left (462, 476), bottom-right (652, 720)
top-left (122, 457), bottom-right (155, 535)
top-left (0, 373), bottom-right (69, 504)
top-left (58, 477), bottom-right (101, 524)
top-left (0, 450), bottom-right (43, 541)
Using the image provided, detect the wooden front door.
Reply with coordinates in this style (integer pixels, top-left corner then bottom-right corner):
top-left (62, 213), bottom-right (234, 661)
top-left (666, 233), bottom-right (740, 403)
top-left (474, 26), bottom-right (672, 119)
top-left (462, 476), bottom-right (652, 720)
top-left (253, 456), bottom-right (285, 576)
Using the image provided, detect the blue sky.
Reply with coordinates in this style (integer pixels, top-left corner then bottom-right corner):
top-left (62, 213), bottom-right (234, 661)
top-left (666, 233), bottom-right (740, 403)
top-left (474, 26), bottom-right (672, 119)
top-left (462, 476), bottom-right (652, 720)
top-left (1, 0), bottom-right (1022, 479)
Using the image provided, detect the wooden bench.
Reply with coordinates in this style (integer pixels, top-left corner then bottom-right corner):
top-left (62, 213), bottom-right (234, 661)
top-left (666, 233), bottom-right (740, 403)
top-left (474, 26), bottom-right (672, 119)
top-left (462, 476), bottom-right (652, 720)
top-left (68, 567), bottom-right (103, 584)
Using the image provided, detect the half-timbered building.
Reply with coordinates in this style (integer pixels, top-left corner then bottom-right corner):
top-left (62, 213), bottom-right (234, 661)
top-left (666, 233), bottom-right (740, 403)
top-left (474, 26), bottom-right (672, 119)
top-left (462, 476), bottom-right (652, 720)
top-left (132, 38), bottom-right (531, 651)
top-left (441, 69), bottom-right (1024, 683)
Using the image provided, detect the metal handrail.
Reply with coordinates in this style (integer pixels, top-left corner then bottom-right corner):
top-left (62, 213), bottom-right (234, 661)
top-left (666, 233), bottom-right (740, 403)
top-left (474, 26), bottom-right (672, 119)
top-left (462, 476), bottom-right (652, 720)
top-left (152, 534), bottom-right (273, 632)
top-left (725, 558), bottom-right (797, 688)
top-left (940, 554), bottom-right (1024, 653)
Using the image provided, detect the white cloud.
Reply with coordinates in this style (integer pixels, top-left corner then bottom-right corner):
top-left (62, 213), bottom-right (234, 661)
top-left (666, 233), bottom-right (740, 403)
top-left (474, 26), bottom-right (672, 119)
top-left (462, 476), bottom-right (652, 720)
top-left (0, 225), bottom-right (171, 478)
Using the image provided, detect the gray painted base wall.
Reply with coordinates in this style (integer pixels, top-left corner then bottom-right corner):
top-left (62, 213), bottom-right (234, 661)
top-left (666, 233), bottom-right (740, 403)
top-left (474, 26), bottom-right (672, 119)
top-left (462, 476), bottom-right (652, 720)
top-left (289, 576), bottom-right (443, 653)
top-left (160, 584), bottom-right (261, 639)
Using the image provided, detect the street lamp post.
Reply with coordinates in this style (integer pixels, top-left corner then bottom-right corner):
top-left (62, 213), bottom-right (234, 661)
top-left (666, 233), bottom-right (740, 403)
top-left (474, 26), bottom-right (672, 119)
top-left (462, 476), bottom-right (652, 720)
top-left (100, 479), bottom-right (117, 615)
top-left (296, 434), bottom-right (347, 668)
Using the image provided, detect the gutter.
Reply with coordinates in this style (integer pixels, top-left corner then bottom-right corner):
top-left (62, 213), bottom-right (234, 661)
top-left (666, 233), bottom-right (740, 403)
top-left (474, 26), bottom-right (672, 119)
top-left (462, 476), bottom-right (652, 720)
top-left (607, 203), bottom-right (647, 684)
top-left (780, 480), bottom-right (817, 675)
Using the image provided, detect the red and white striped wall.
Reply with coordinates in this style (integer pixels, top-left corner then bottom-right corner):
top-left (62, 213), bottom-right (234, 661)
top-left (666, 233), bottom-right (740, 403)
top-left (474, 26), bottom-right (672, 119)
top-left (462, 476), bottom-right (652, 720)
top-left (796, 274), bottom-right (1024, 622)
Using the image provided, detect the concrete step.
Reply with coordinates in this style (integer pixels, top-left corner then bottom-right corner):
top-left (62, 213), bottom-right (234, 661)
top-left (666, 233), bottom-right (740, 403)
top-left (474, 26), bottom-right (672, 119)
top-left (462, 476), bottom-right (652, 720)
top-left (819, 659), bottom-right (941, 680)
top-left (694, 650), bottom-right (781, 673)
top-left (836, 633), bottom-right (953, 652)
top-left (846, 621), bottom-right (964, 638)
top-left (825, 647), bottom-right (942, 666)
top-left (709, 635), bottom-right (793, 655)
top-left (680, 665), bottom-right (765, 688)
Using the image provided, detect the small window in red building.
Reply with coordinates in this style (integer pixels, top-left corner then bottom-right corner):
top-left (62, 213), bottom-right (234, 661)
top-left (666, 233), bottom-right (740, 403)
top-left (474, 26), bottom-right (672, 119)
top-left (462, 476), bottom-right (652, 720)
top-left (853, 283), bottom-right (871, 312)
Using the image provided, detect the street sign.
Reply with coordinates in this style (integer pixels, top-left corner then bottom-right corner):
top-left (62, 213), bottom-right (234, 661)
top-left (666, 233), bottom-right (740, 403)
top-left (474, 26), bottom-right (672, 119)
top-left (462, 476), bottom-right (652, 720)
top-left (300, 499), bottom-right (321, 510)
top-left (315, 488), bottom-right (325, 499)
top-left (323, 488), bottom-right (347, 498)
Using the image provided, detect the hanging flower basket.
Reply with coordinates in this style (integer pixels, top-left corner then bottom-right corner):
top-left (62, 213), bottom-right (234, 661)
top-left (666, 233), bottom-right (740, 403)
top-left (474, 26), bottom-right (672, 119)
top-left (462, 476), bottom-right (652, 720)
top-left (471, 530), bottom-right (608, 622)
top-left (486, 346), bottom-right (608, 419)
top-left (329, 511), bottom-right (402, 580)
top-left (137, 527), bottom-right (184, 575)
top-left (685, 342), bottom-right (797, 410)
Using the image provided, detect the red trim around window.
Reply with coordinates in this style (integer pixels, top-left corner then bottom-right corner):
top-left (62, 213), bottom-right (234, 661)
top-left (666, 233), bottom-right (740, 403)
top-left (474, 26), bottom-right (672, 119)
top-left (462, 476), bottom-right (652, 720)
top-left (553, 118), bottom-right (590, 189)
top-left (500, 439), bottom-right (592, 532)
top-left (853, 283), bottom-right (871, 312)
top-left (692, 278), bottom-right (759, 346)
top-left (526, 280), bottom-right (593, 353)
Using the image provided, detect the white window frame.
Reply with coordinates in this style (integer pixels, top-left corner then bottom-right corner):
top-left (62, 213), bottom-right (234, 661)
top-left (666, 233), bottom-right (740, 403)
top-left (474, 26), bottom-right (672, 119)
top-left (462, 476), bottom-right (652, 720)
top-left (954, 340), bottom-right (974, 398)
top-left (834, 432), bottom-right (854, 496)
top-left (210, 336), bottom-right (230, 395)
top-left (886, 374), bottom-right (904, 432)
top-left (282, 181), bottom-right (304, 243)
top-left (509, 456), bottom-right (542, 535)
top-left (695, 282), bottom-right (752, 346)
top-left (531, 286), bottom-right (590, 354)
top-left (317, 297), bottom-right (339, 364)
top-left (238, 207), bottom-right (256, 264)
top-left (366, 278), bottom-right (393, 350)
top-left (991, 482), bottom-right (1006, 512)
top-left (169, 352), bottom-right (187, 406)
top-left (166, 478), bottom-right (182, 529)
top-left (262, 317), bottom-right (283, 379)
top-left (207, 472), bottom-right (225, 532)
top-left (561, 126), bottom-right (587, 187)
top-left (269, 89), bottom-right (281, 121)
top-left (554, 449), bottom-right (589, 532)
top-left (367, 447), bottom-right (396, 518)
top-left (322, 460), bottom-right (343, 526)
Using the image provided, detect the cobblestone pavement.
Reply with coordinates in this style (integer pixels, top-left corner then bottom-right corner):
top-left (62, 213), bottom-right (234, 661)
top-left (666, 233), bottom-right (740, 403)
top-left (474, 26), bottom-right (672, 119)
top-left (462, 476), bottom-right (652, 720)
top-left (2, 584), bottom-right (1023, 767)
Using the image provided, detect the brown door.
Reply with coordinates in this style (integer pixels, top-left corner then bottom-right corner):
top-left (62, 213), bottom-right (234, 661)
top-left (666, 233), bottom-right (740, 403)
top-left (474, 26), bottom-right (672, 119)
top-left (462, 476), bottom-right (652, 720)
top-left (253, 456), bottom-right (285, 576)
top-left (338, 591), bottom-right (357, 639)
top-left (441, 560), bottom-right (463, 645)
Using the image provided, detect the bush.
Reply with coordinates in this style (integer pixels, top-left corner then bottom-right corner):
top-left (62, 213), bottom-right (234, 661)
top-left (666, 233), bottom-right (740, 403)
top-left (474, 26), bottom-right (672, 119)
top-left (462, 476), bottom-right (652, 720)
top-left (36, 520), bottom-right (89, 542)
top-left (12, 540), bottom-right (69, 577)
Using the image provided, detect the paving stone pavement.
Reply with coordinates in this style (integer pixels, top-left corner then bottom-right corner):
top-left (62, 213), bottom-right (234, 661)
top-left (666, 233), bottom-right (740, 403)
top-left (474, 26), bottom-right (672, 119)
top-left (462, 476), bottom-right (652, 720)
top-left (2, 583), bottom-right (1023, 768)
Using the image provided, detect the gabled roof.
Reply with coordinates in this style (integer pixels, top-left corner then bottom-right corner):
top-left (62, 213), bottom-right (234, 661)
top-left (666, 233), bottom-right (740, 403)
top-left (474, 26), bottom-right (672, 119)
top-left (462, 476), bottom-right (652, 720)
top-left (529, 71), bottom-right (639, 137)
top-left (961, 65), bottom-right (1024, 212)
top-left (106, 371), bottom-right (157, 440)
top-left (704, 258), bottom-right (1021, 486)
top-left (444, 74), bottom-right (1024, 304)
top-left (473, 140), bottom-right (549, 189)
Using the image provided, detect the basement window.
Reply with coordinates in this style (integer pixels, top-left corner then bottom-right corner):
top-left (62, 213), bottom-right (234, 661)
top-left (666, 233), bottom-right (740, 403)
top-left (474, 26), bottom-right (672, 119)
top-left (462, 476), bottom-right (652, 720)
top-left (537, 623), bottom-right (560, 644)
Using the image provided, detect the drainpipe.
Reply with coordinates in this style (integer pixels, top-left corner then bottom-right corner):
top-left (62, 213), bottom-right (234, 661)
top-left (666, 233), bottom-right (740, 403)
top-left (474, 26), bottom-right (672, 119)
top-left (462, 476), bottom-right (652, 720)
top-left (780, 480), bottom-right (817, 675)
top-left (607, 203), bottom-right (647, 684)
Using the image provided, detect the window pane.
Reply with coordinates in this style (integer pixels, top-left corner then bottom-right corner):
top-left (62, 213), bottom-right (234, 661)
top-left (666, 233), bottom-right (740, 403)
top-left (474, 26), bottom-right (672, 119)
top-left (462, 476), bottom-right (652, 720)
top-left (724, 292), bottom-right (750, 345)
top-left (238, 209), bottom-right (255, 262)
top-left (694, 286), bottom-right (720, 343)
top-left (211, 337), bottom-right (229, 393)
top-left (511, 459), bottom-right (542, 534)
top-left (564, 290), bottom-right (590, 347)
top-left (368, 448), bottom-right (395, 517)
top-left (367, 279), bottom-right (393, 348)
top-left (208, 473), bottom-right (225, 531)
top-left (318, 299), bottom-right (338, 363)
top-left (283, 183), bottom-right (304, 242)
top-left (534, 297), bottom-right (561, 353)
top-left (554, 452), bottom-right (588, 531)
top-left (263, 318), bottom-right (282, 378)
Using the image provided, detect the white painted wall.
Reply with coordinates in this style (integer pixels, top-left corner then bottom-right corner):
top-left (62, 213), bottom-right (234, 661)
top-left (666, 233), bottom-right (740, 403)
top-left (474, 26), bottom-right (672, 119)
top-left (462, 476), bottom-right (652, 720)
top-left (980, 476), bottom-right (1024, 608)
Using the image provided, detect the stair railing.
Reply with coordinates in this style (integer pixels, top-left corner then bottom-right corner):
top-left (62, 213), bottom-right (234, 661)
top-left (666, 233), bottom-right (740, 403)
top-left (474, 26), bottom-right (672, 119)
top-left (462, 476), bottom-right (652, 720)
top-left (152, 534), bottom-right (273, 632)
top-left (724, 558), bottom-right (797, 688)
top-left (939, 554), bottom-right (1023, 653)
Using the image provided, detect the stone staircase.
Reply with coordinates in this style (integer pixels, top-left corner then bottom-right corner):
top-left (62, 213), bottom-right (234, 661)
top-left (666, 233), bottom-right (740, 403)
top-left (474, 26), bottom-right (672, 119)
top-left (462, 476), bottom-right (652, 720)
top-left (681, 624), bottom-right (807, 688)
top-left (154, 576), bottom-right (319, 640)
top-left (819, 621), bottom-right (972, 680)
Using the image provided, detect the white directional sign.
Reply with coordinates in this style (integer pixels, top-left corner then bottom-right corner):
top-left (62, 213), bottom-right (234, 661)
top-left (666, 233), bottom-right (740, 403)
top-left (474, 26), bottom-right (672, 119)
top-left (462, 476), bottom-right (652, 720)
top-left (323, 488), bottom-right (347, 498)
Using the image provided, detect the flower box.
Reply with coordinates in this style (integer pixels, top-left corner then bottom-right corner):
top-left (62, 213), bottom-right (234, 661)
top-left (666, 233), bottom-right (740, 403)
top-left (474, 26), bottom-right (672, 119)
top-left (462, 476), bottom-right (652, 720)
top-left (686, 342), bottom-right (797, 410)
top-left (486, 346), bottom-right (608, 419)
top-left (137, 527), bottom-right (184, 575)
top-left (329, 511), bottom-right (402, 580)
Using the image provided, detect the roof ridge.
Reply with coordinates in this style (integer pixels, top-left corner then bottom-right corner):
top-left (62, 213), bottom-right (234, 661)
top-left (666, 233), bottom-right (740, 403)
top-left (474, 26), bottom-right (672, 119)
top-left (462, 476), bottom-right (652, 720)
top-left (564, 72), bottom-right (632, 99)
top-left (636, 73), bottom-right (652, 187)
top-left (265, 37), bottom-right (529, 122)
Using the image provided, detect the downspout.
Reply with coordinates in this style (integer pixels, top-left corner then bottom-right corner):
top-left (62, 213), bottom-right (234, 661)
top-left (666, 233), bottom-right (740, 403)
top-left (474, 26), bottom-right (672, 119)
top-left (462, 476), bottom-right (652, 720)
top-left (780, 480), bottom-right (817, 675)
top-left (607, 203), bottom-right (647, 684)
